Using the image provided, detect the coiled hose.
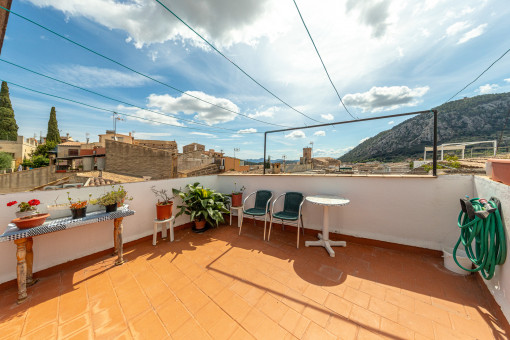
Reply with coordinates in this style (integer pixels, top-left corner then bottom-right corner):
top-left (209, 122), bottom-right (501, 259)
top-left (454, 198), bottom-right (506, 280)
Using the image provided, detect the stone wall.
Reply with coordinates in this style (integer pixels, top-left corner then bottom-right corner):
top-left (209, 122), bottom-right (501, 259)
top-left (178, 163), bottom-right (220, 178)
top-left (105, 140), bottom-right (177, 180)
top-left (0, 166), bottom-right (70, 193)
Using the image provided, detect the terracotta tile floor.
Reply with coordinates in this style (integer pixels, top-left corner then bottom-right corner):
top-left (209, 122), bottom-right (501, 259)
top-left (1, 220), bottom-right (508, 339)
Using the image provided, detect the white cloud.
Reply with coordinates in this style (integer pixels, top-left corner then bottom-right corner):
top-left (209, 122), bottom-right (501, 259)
top-left (285, 130), bottom-right (306, 139)
top-left (27, 0), bottom-right (280, 49)
top-left (321, 113), bottom-right (334, 121)
top-left (388, 121), bottom-right (395, 125)
top-left (116, 105), bottom-right (184, 127)
top-left (134, 132), bottom-right (172, 139)
top-left (345, 0), bottom-right (392, 38)
top-left (53, 65), bottom-right (152, 88)
top-left (314, 147), bottom-right (354, 158)
top-left (237, 128), bottom-right (257, 134)
top-left (314, 131), bottom-right (326, 136)
top-left (190, 132), bottom-right (216, 137)
top-left (504, 78), bottom-right (510, 83)
top-left (446, 21), bottom-right (470, 36)
top-left (457, 24), bottom-right (487, 44)
top-left (343, 86), bottom-right (429, 112)
top-left (478, 84), bottom-right (499, 94)
top-left (231, 134), bottom-right (243, 138)
top-left (248, 107), bottom-right (279, 119)
top-left (359, 137), bottom-right (370, 143)
top-left (147, 91), bottom-right (239, 125)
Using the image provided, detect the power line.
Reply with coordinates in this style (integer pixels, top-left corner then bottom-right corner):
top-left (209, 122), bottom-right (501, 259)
top-left (0, 6), bottom-right (289, 129)
top-left (444, 47), bottom-right (510, 104)
top-left (2, 79), bottom-right (261, 135)
top-left (0, 58), bottom-right (247, 134)
top-left (292, 0), bottom-right (357, 120)
top-left (153, 0), bottom-right (322, 123)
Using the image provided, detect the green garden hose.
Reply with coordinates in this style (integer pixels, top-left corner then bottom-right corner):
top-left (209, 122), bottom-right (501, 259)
top-left (454, 198), bottom-right (506, 280)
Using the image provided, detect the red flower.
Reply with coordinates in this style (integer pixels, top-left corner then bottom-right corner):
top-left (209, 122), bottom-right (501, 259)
top-left (7, 201), bottom-right (17, 207)
top-left (28, 199), bottom-right (40, 206)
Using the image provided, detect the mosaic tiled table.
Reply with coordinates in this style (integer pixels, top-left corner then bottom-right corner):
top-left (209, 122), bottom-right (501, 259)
top-left (305, 195), bottom-right (350, 257)
top-left (0, 206), bottom-right (135, 303)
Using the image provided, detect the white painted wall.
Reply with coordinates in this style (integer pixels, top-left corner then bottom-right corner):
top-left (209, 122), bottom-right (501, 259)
top-left (217, 174), bottom-right (473, 250)
top-left (0, 175), bottom-right (218, 284)
top-left (474, 176), bottom-right (510, 321)
top-left (0, 174), bottom-right (474, 285)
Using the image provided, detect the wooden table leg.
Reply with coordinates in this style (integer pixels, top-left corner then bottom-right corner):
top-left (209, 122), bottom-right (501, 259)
top-left (25, 237), bottom-right (38, 287)
top-left (114, 217), bottom-right (124, 265)
top-left (14, 238), bottom-right (28, 304)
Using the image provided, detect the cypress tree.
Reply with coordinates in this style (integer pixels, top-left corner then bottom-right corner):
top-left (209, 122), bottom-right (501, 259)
top-left (0, 81), bottom-right (19, 141)
top-left (46, 106), bottom-right (61, 144)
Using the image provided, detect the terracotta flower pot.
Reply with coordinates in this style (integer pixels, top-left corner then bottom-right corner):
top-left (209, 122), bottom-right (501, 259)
top-left (231, 193), bottom-right (243, 207)
top-left (194, 219), bottom-right (206, 230)
top-left (11, 213), bottom-right (50, 229)
top-left (156, 202), bottom-right (173, 220)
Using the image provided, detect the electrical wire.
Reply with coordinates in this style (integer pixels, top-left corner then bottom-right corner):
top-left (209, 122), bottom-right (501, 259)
top-left (0, 58), bottom-right (247, 134)
top-left (0, 5), bottom-right (289, 129)
top-left (2, 79), bottom-right (263, 135)
top-left (153, 0), bottom-right (322, 124)
top-left (444, 47), bottom-right (510, 104)
top-left (292, 0), bottom-right (357, 120)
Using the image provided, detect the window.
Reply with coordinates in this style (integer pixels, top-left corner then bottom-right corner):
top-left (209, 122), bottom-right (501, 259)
top-left (68, 149), bottom-right (79, 156)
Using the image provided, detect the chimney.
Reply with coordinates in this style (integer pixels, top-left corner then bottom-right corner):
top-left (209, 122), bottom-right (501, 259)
top-left (129, 132), bottom-right (132, 137)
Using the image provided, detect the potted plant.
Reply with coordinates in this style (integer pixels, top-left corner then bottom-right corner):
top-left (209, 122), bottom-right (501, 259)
top-left (97, 185), bottom-right (132, 212)
top-left (151, 186), bottom-right (174, 220)
top-left (230, 183), bottom-right (246, 207)
top-left (7, 199), bottom-right (41, 218)
top-left (172, 182), bottom-right (230, 232)
top-left (67, 192), bottom-right (92, 219)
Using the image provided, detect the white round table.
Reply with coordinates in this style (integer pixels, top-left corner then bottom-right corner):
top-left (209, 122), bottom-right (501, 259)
top-left (305, 195), bottom-right (350, 257)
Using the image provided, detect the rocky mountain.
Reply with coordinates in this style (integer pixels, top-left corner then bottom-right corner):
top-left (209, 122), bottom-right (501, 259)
top-left (340, 92), bottom-right (510, 162)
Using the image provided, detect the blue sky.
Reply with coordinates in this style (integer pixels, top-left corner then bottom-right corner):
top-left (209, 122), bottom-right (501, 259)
top-left (1, 0), bottom-right (510, 160)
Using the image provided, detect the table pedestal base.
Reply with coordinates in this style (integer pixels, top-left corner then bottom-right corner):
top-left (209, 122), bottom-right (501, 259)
top-left (305, 233), bottom-right (346, 257)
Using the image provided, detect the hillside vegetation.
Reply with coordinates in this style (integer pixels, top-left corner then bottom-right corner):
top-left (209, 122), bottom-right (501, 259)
top-left (340, 92), bottom-right (510, 162)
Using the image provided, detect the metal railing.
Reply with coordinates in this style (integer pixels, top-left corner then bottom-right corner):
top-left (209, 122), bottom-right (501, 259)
top-left (263, 110), bottom-right (438, 176)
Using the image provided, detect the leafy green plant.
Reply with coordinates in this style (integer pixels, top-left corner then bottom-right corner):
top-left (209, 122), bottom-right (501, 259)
top-left (231, 182), bottom-right (245, 195)
top-left (67, 192), bottom-right (92, 209)
top-left (0, 152), bottom-right (13, 170)
top-left (97, 185), bottom-right (132, 206)
top-left (151, 186), bottom-right (174, 205)
top-left (172, 182), bottom-right (229, 227)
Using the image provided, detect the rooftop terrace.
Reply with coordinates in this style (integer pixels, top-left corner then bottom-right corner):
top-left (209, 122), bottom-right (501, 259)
top-left (1, 173), bottom-right (509, 339)
top-left (1, 221), bottom-right (507, 339)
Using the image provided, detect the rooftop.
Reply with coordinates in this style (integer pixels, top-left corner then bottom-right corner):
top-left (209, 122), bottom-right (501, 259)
top-left (0, 222), bottom-right (507, 339)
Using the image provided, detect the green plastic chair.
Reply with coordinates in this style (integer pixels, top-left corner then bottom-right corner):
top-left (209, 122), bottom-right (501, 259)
top-left (240, 190), bottom-right (273, 240)
top-left (268, 192), bottom-right (305, 248)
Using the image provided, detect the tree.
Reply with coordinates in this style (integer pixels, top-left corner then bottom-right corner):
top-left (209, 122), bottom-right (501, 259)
top-left (0, 152), bottom-right (13, 169)
top-left (32, 141), bottom-right (57, 158)
top-left (0, 81), bottom-right (18, 141)
top-left (46, 106), bottom-right (61, 144)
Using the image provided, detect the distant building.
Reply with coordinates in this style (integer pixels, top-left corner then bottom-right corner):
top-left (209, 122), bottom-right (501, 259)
top-left (300, 147), bottom-right (312, 165)
top-left (0, 136), bottom-right (38, 167)
top-left (105, 140), bottom-right (177, 179)
top-left (98, 131), bottom-right (134, 146)
top-left (183, 143), bottom-right (205, 153)
top-left (221, 156), bottom-right (249, 172)
top-left (134, 139), bottom-right (178, 154)
top-left (41, 133), bottom-right (74, 144)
